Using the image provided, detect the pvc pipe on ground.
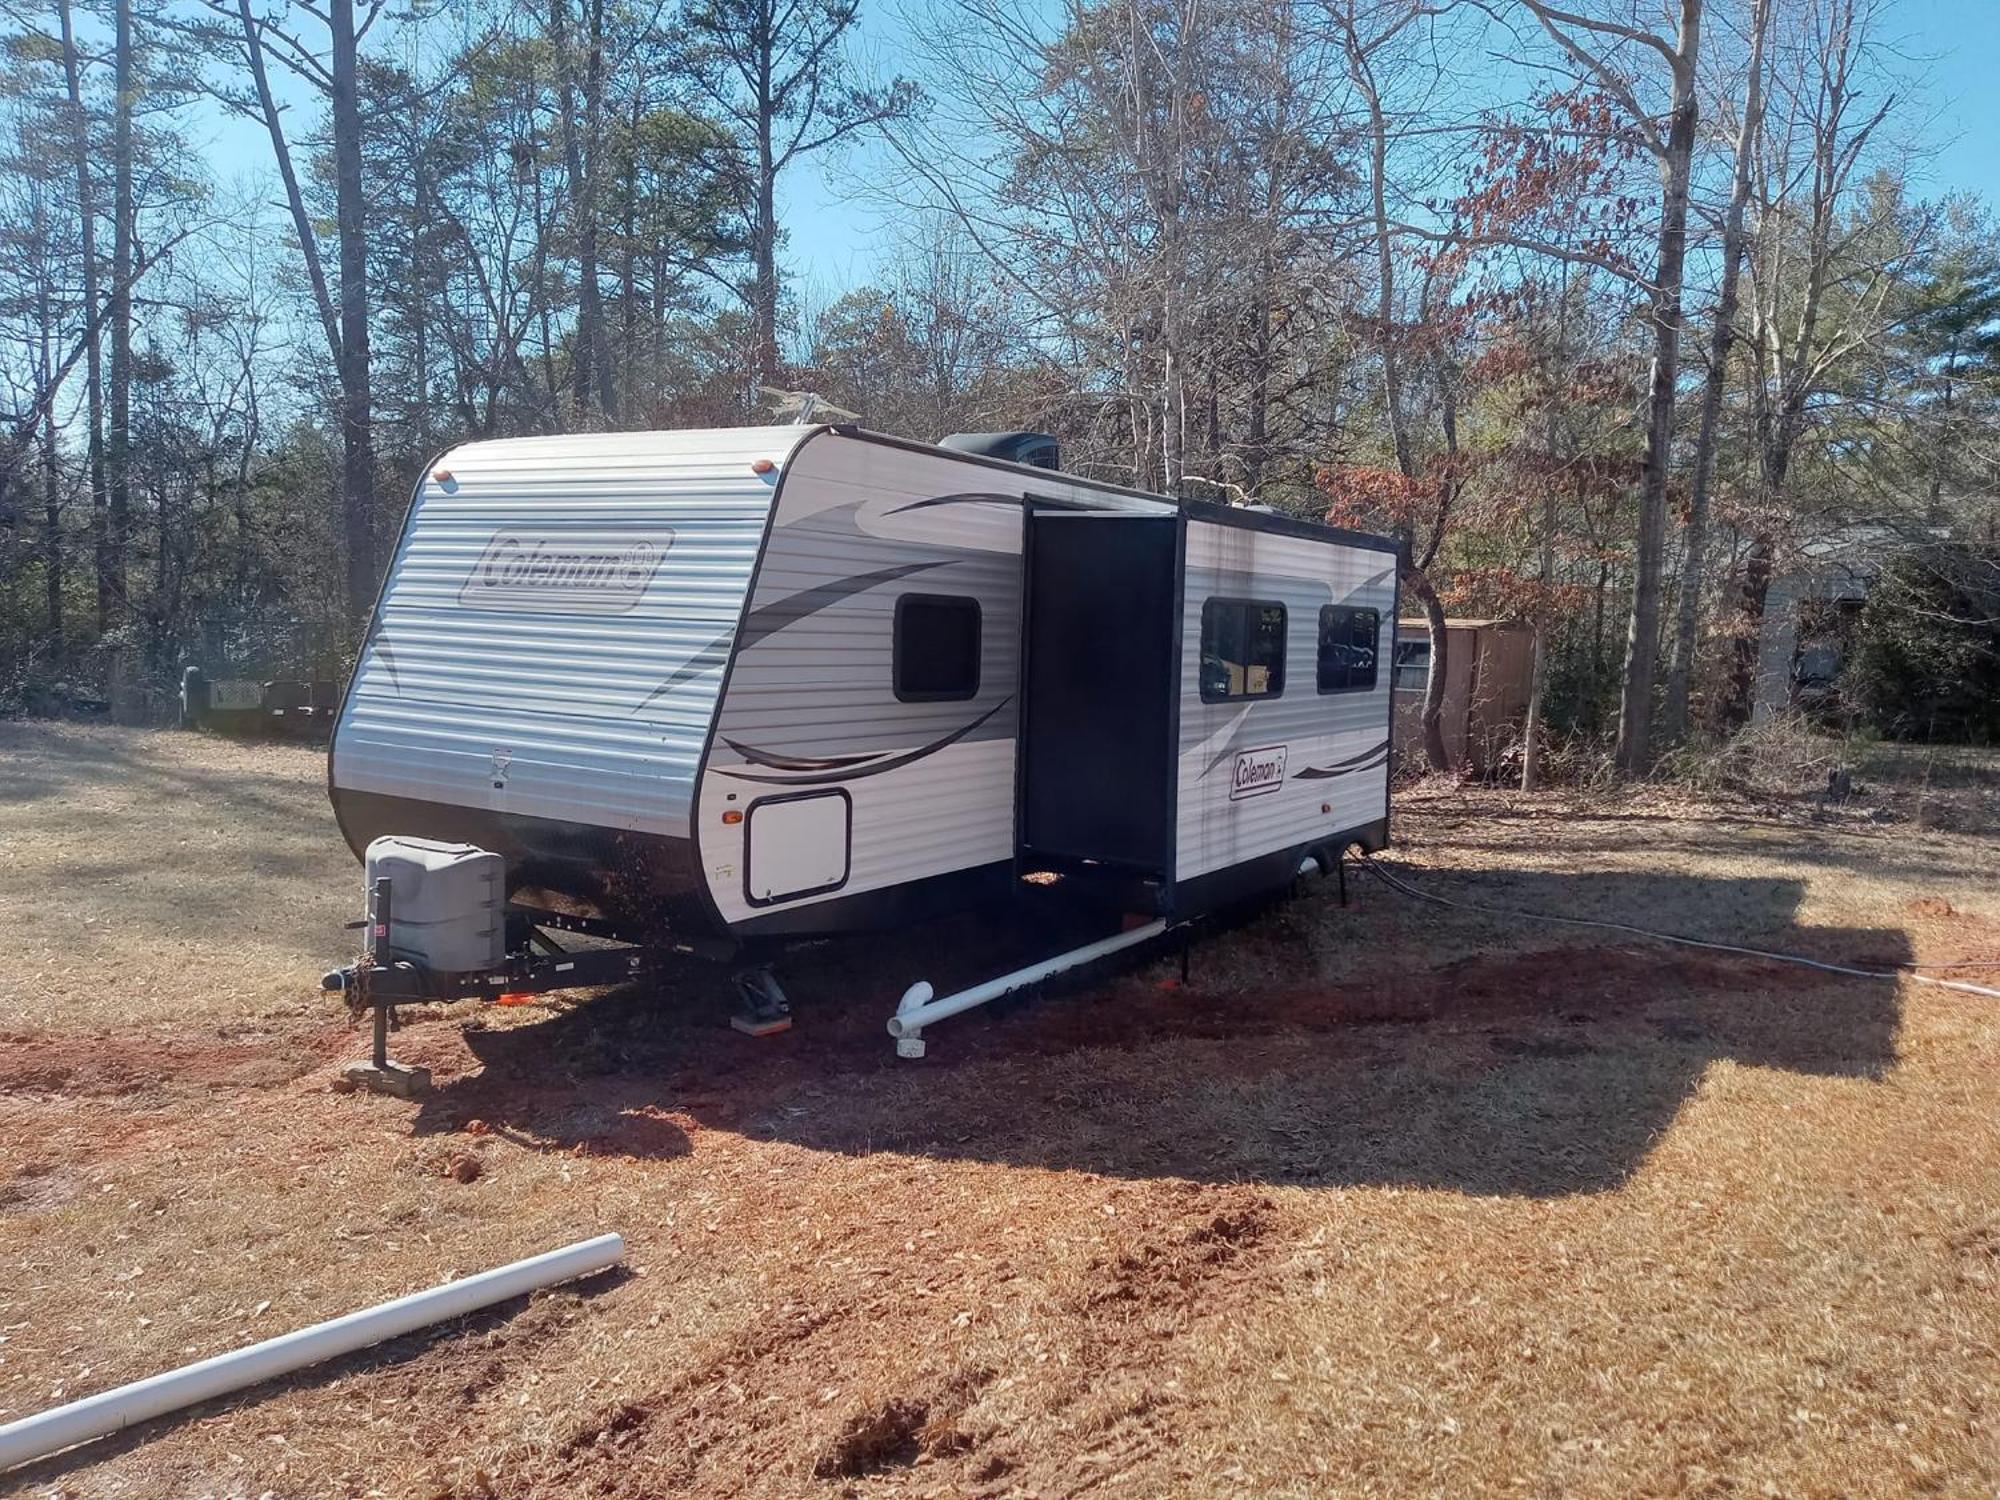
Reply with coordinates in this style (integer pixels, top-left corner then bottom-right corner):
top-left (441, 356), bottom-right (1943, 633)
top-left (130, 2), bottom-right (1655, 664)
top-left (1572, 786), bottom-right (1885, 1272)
top-left (0, 1232), bottom-right (624, 1474)
top-left (888, 919), bottom-right (1170, 1044)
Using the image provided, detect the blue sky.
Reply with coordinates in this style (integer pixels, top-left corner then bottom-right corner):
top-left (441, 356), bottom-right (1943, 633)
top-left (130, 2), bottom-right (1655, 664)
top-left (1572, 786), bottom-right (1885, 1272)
top-left (792, 0), bottom-right (2000, 289)
top-left (194, 0), bottom-right (1999, 297)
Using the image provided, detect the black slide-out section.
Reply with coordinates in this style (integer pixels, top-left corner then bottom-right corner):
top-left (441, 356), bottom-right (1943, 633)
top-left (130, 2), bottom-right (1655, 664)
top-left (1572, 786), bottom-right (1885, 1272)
top-left (1019, 512), bottom-right (1177, 874)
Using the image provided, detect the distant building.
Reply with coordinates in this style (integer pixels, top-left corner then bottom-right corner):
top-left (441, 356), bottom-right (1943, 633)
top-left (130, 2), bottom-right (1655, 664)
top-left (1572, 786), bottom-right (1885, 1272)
top-left (1750, 522), bottom-right (1942, 723)
top-left (1392, 618), bottom-right (1534, 774)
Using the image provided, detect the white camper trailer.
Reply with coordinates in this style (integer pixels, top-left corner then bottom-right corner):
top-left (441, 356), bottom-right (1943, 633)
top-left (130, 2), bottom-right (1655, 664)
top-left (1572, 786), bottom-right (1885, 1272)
top-left (323, 425), bottom-right (1397, 1053)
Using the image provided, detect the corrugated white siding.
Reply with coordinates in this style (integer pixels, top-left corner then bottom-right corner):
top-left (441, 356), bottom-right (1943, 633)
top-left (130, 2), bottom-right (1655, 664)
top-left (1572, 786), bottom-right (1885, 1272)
top-left (331, 427), bottom-right (802, 839)
top-left (1176, 520), bottom-right (1397, 880)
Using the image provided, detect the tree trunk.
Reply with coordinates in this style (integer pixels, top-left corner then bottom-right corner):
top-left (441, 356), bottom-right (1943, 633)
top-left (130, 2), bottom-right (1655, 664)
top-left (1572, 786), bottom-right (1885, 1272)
top-left (39, 270), bottom-right (61, 651)
top-left (1401, 568), bottom-right (1451, 771)
top-left (1347, 26), bottom-right (1416, 481)
top-left (1613, 0), bottom-right (1704, 775)
top-left (1345, 12), bottom-right (1444, 769)
top-left (1717, 58), bottom-right (1850, 726)
top-left (1663, 0), bottom-right (1768, 744)
top-left (1521, 484), bottom-right (1557, 789)
top-left (551, 0), bottom-right (612, 423)
top-left (583, 0), bottom-right (612, 421)
top-left (751, 0), bottom-right (780, 390)
top-left (107, 0), bottom-right (134, 629)
top-left (620, 93), bottom-right (640, 417)
top-left (331, 0), bottom-right (377, 620)
top-left (57, 0), bottom-right (109, 638)
top-left (1721, 528), bottom-right (1775, 726)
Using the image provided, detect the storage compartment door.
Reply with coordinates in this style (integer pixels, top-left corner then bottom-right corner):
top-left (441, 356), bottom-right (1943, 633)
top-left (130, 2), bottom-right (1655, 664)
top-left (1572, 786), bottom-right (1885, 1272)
top-left (1019, 512), bottom-right (1177, 873)
top-left (744, 791), bottom-right (851, 905)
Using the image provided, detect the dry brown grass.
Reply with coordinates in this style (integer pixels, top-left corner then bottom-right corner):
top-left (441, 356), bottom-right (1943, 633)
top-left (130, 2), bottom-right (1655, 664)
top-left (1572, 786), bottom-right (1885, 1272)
top-left (0, 721), bottom-right (351, 1034)
top-left (0, 720), bottom-right (1996, 1498)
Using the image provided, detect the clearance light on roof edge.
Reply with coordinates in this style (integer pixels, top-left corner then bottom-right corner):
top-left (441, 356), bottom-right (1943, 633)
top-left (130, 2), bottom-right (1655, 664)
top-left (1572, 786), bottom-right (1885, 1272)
top-left (751, 459), bottom-right (776, 475)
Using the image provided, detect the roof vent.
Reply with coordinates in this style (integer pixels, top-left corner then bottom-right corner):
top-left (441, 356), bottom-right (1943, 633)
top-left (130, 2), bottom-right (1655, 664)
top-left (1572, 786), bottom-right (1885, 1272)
top-left (939, 431), bottom-right (1061, 470)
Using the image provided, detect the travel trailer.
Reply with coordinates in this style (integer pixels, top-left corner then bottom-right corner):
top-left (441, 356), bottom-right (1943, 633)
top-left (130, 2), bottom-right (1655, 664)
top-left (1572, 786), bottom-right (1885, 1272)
top-left (322, 424), bottom-right (1398, 1061)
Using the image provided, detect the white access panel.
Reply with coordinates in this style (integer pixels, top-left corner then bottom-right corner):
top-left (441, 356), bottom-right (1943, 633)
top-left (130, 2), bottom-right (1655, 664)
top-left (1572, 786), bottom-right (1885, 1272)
top-left (744, 791), bottom-right (852, 905)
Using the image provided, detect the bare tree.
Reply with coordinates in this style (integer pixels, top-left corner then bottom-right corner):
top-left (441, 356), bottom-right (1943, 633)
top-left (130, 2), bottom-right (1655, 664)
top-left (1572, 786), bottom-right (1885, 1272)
top-left (106, 0), bottom-right (132, 629)
top-left (683, 0), bottom-right (916, 387)
top-left (1661, 0), bottom-right (1770, 743)
top-left (53, 0), bottom-right (110, 630)
top-left (1336, 0), bottom-right (1451, 768)
top-left (1522, 0), bottom-right (1703, 773)
top-left (209, 0), bottom-right (383, 621)
top-left (1719, 0), bottom-right (1901, 725)
top-left (549, 0), bottom-right (613, 422)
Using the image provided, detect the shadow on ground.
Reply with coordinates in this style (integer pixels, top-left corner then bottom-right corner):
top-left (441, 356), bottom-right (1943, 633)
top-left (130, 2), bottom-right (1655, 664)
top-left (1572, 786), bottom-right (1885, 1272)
top-left (407, 868), bottom-right (1907, 1198)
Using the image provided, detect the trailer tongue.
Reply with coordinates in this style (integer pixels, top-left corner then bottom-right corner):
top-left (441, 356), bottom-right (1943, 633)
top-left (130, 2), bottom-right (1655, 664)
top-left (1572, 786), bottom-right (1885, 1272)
top-left (320, 837), bottom-right (786, 1094)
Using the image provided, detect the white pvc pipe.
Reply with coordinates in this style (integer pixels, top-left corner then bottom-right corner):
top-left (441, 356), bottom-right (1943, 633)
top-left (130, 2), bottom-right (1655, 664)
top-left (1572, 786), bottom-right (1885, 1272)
top-left (0, 1232), bottom-right (624, 1474)
top-left (888, 919), bottom-right (1169, 1040)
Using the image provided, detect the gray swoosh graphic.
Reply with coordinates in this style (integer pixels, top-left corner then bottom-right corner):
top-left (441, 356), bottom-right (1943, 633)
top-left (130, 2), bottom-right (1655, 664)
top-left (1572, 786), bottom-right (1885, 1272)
top-left (374, 635), bottom-right (401, 695)
top-left (736, 560), bottom-right (946, 650)
top-left (884, 491), bottom-right (1023, 516)
top-left (633, 560), bottom-right (950, 717)
top-left (716, 698), bottom-right (1014, 786)
top-left (632, 633), bottom-right (732, 715)
top-left (1292, 739), bottom-right (1392, 779)
top-left (720, 737), bottom-right (884, 773)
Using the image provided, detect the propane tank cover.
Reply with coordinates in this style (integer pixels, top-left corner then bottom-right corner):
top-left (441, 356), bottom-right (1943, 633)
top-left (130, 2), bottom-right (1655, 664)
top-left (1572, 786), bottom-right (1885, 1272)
top-left (362, 838), bottom-right (506, 973)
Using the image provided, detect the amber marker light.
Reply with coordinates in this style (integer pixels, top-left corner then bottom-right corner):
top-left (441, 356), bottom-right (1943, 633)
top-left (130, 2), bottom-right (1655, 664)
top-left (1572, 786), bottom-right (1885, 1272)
top-left (721, 809), bottom-right (744, 825)
top-left (750, 459), bottom-right (776, 475)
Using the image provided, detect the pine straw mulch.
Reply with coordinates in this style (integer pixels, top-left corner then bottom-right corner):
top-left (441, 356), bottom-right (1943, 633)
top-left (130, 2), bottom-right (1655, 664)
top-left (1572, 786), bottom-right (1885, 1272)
top-left (0, 723), bottom-right (1996, 1498)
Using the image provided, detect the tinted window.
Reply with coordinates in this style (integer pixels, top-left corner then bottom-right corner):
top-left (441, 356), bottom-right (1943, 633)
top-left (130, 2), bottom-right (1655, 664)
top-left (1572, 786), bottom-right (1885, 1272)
top-left (1199, 599), bottom-right (1286, 703)
top-left (894, 594), bottom-right (981, 702)
top-left (1318, 606), bottom-right (1380, 693)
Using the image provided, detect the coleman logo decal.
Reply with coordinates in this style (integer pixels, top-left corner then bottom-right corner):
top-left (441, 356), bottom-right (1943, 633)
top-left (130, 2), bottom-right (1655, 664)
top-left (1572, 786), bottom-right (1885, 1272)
top-left (460, 531), bottom-right (672, 613)
top-left (1229, 744), bottom-right (1288, 800)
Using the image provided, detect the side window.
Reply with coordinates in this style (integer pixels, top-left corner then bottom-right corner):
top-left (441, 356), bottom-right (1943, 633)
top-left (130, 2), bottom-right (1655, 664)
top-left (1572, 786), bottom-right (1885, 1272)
top-left (1393, 638), bottom-right (1430, 692)
top-left (894, 594), bottom-right (981, 702)
top-left (1199, 598), bottom-right (1287, 703)
top-left (1317, 606), bottom-right (1381, 693)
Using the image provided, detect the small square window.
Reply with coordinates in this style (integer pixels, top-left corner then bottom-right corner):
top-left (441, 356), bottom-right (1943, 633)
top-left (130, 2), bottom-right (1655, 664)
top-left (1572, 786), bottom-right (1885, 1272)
top-left (1393, 639), bottom-right (1430, 692)
top-left (1200, 598), bottom-right (1286, 703)
top-left (1317, 606), bottom-right (1380, 693)
top-left (894, 594), bottom-right (981, 702)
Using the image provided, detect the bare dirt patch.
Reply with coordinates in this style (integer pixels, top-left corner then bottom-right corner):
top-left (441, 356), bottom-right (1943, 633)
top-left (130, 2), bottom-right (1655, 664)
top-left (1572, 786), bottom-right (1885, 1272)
top-left (0, 723), bottom-right (1995, 1498)
top-left (0, 1025), bottom-right (353, 1099)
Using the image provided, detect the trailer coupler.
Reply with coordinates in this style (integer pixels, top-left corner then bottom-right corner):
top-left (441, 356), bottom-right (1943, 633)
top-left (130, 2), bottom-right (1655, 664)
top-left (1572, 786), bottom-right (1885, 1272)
top-left (320, 940), bottom-right (665, 1006)
top-left (321, 887), bottom-right (706, 1096)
